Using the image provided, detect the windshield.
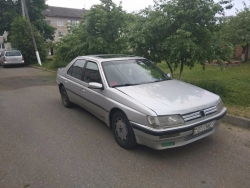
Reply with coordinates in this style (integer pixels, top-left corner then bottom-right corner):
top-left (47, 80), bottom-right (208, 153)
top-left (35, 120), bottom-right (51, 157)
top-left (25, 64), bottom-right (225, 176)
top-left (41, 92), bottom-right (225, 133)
top-left (102, 59), bottom-right (170, 87)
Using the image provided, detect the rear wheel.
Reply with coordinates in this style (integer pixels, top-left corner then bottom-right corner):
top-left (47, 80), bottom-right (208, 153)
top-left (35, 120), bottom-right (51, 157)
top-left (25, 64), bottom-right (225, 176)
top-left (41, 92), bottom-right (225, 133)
top-left (112, 111), bottom-right (137, 149)
top-left (60, 86), bottom-right (73, 108)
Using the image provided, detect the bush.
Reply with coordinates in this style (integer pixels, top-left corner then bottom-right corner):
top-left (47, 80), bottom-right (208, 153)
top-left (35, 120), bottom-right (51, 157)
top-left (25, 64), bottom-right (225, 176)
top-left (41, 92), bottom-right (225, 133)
top-left (9, 17), bottom-right (46, 65)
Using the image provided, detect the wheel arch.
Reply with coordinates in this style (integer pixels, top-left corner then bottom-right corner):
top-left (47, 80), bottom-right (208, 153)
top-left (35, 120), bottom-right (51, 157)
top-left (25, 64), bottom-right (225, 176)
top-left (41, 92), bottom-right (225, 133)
top-left (59, 83), bottom-right (64, 93)
top-left (109, 108), bottom-right (127, 128)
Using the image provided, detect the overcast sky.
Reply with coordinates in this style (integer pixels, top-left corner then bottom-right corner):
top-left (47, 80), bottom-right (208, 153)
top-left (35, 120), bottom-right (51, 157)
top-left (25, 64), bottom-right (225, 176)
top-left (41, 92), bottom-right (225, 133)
top-left (46, 0), bottom-right (250, 16)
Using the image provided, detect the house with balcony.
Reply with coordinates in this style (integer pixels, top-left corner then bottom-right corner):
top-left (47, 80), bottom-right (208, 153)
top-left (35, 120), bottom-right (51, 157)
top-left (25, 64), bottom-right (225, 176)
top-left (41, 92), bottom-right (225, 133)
top-left (0, 6), bottom-right (87, 53)
top-left (43, 6), bottom-right (87, 42)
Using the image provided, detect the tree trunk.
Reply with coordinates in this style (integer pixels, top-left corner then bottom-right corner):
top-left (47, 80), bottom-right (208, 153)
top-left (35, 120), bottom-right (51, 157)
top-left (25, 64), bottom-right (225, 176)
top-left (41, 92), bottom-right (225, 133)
top-left (242, 45), bottom-right (247, 61)
top-left (245, 44), bottom-right (249, 62)
top-left (165, 60), bottom-right (174, 78)
top-left (179, 59), bottom-right (184, 80)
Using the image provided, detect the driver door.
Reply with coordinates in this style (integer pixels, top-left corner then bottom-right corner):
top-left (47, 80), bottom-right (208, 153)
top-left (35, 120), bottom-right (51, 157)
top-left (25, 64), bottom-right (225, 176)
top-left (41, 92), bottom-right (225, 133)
top-left (80, 61), bottom-right (108, 122)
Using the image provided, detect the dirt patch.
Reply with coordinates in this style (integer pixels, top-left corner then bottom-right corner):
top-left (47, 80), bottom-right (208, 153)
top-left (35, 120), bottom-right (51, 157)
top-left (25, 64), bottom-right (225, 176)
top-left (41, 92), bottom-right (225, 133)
top-left (0, 76), bottom-right (56, 91)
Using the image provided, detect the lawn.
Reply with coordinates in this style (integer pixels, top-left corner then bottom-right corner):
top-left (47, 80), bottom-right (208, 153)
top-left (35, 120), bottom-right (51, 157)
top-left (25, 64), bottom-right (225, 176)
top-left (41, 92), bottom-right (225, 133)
top-left (157, 62), bottom-right (250, 119)
top-left (31, 58), bottom-right (58, 71)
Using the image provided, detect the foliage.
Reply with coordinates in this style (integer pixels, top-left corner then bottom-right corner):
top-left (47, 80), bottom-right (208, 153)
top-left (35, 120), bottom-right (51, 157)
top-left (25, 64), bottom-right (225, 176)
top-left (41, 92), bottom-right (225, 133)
top-left (55, 0), bottom-right (127, 64)
top-left (10, 17), bottom-right (47, 64)
top-left (31, 58), bottom-right (58, 71)
top-left (127, 0), bottom-right (233, 79)
top-left (0, 0), bottom-right (55, 40)
top-left (220, 2), bottom-right (250, 61)
top-left (157, 62), bottom-right (250, 118)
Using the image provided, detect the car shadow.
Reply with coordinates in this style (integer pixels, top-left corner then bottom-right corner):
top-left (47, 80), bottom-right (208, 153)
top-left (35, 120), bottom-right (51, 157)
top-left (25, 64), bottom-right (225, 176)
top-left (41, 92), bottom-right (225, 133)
top-left (1, 64), bottom-right (25, 68)
top-left (68, 102), bottom-right (216, 159)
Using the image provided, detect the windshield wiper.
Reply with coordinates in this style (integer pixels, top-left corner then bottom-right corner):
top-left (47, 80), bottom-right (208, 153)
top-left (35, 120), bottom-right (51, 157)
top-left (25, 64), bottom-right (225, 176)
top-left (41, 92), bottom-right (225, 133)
top-left (150, 79), bottom-right (169, 83)
top-left (112, 83), bottom-right (136, 88)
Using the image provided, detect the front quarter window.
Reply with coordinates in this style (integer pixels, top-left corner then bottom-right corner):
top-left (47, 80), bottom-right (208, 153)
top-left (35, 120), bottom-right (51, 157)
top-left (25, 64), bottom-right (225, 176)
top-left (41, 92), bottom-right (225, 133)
top-left (83, 61), bottom-right (102, 84)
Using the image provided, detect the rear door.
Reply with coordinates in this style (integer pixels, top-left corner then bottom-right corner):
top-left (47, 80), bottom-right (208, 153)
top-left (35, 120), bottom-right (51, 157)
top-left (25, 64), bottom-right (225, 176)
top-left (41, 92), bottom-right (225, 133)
top-left (63, 59), bottom-right (87, 105)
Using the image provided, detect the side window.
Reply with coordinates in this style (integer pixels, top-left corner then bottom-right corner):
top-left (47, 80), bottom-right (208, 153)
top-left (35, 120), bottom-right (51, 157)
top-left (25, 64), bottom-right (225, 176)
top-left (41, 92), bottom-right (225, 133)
top-left (83, 61), bottom-right (102, 83)
top-left (67, 59), bottom-right (86, 80)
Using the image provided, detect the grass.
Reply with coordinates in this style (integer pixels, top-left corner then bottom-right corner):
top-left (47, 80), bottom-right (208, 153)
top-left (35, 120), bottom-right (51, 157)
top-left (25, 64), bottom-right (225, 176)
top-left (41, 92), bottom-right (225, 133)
top-left (157, 62), bottom-right (250, 119)
top-left (31, 58), bottom-right (58, 71)
top-left (41, 58), bottom-right (58, 71)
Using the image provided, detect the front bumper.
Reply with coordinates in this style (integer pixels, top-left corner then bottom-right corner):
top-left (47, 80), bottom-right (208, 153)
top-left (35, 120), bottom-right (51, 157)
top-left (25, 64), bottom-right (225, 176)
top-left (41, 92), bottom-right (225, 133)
top-left (130, 107), bottom-right (227, 150)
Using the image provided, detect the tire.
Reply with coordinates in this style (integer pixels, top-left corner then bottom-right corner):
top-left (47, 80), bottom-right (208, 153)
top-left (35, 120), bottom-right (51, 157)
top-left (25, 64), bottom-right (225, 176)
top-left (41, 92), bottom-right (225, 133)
top-left (112, 111), bottom-right (137, 149)
top-left (60, 86), bottom-right (73, 108)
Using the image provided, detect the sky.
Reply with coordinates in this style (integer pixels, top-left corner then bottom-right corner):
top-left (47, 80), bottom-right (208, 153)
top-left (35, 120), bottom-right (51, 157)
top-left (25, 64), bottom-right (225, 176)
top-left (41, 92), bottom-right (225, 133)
top-left (46, 0), bottom-right (250, 16)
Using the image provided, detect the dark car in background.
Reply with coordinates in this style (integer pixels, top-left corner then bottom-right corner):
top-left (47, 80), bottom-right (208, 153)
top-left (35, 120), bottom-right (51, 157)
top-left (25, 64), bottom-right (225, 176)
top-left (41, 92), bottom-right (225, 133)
top-left (0, 50), bottom-right (25, 68)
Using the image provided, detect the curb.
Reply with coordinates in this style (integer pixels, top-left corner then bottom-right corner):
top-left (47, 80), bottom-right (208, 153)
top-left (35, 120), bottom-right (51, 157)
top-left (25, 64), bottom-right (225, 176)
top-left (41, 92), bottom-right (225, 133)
top-left (223, 114), bottom-right (250, 129)
top-left (29, 65), bottom-right (56, 73)
top-left (29, 65), bottom-right (250, 130)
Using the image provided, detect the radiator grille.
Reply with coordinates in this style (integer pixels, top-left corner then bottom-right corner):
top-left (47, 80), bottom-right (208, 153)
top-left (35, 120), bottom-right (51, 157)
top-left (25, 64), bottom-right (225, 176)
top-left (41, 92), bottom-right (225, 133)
top-left (182, 106), bottom-right (217, 122)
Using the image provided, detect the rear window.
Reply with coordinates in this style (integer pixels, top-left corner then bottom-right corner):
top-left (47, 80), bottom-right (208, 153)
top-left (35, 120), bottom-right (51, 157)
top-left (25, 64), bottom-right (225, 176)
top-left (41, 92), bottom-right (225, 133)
top-left (5, 51), bottom-right (21, 56)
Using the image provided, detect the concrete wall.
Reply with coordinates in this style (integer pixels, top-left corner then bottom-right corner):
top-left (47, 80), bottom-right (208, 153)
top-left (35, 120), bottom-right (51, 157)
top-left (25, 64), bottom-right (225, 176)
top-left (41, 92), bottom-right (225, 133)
top-left (0, 31), bottom-right (11, 50)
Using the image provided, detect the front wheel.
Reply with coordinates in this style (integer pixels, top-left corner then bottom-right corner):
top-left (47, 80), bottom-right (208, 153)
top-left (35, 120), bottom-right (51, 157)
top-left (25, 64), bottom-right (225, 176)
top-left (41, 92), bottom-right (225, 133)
top-left (60, 86), bottom-right (73, 108)
top-left (112, 111), bottom-right (137, 149)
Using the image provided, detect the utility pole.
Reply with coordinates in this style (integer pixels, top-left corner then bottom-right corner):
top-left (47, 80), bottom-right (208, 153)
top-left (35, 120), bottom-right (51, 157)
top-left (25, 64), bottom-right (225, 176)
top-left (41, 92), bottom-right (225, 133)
top-left (23, 0), bottom-right (42, 66)
top-left (21, 0), bottom-right (25, 17)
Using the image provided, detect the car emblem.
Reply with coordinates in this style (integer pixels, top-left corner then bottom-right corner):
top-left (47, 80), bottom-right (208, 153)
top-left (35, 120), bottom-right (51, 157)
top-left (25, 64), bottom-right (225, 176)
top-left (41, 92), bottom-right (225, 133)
top-left (200, 110), bottom-right (206, 117)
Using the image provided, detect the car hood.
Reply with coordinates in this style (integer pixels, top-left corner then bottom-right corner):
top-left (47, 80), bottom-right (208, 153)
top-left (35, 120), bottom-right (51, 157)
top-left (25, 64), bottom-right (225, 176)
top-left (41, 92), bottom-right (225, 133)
top-left (116, 80), bottom-right (220, 115)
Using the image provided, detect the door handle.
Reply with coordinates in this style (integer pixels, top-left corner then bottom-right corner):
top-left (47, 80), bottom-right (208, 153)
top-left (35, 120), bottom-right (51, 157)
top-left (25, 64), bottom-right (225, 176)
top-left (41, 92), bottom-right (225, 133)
top-left (82, 88), bottom-right (85, 91)
top-left (64, 80), bottom-right (68, 83)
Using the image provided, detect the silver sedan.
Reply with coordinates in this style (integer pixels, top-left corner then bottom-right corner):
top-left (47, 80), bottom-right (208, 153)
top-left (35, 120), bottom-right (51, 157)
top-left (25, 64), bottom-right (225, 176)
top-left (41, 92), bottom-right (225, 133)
top-left (0, 50), bottom-right (25, 67)
top-left (56, 55), bottom-right (227, 150)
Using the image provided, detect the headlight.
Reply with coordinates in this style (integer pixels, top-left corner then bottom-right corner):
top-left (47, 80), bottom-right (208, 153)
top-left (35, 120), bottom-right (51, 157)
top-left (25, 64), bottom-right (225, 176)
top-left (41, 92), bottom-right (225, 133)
top-left (216, 99), bottom-right (224, 112)
top-left (147, 115), bottom-right (184, 129)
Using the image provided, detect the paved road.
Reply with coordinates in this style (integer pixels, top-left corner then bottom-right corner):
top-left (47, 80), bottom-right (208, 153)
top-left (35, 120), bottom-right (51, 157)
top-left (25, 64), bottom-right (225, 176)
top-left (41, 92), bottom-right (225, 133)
top-left (0, 66), bottom-right (250, 188)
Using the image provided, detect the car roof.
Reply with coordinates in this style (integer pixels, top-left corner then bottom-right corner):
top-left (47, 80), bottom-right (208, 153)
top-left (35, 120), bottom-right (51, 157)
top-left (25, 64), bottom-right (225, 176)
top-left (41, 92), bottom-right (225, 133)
top-left (78, 54), bottom-right (145, 62)
top-left (3, 50), bottom-right (21, 53)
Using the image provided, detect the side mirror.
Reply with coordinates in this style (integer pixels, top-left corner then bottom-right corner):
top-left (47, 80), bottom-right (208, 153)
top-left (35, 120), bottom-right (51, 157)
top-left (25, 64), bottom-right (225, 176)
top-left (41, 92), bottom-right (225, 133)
top-left (88, 82), bottom-right (103, 89)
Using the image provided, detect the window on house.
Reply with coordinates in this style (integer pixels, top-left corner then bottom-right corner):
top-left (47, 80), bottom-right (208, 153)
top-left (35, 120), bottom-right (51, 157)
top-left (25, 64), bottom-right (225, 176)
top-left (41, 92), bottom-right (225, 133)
top-left (58, 32), bottom-right (64, 37)
top-left (57, 20), bottom-right (64, 26)
top-left (68, 20), bottom-right (79, 26)
top-left (0, 43), bottom-right (5, 49)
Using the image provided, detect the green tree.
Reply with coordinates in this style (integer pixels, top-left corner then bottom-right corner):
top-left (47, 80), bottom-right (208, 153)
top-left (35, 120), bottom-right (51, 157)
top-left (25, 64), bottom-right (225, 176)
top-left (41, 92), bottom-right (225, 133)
top-left (0, 0), bottom-right (55, 40)
top-left (126, 7), bottom-right (175, 76)
top-left (10, 17), bottom-right (47, 64)
top-left (220, 3), bottom-right (250, 61)
top-left (128, 0), bottom-right (233, 79)
top-left (55, 0), bottom-right (128, 64)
